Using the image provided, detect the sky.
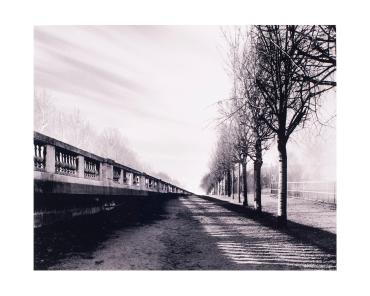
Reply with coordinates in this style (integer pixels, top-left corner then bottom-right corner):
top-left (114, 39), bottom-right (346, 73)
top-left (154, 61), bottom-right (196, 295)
top-left (34, 25), bottom-right (336, 194)
top-left (34, 26), bottom-right (232, 194)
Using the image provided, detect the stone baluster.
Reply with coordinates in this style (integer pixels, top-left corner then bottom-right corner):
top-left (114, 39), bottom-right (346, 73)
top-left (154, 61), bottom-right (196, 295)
top-left (45, 145), bottom-right (55, 173)
top-left (67, 155), bottom-right (70, 174)
top-left (72, 156), bottom-right (75, 174)
top-left (60, 153), bottom-right (64, 173)
top-left (73, 156), bottom-right (77, 171)
top-left (34, 144), bottom-right (39, 168)
top-left (40, 146), bottom-right (45, 168)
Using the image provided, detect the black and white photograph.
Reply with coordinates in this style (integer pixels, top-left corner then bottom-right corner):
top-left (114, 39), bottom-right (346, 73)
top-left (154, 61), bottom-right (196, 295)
top-left (1, 1), bottom-right (370, 295)
top-left (33, 25), bottom-right (336, 270)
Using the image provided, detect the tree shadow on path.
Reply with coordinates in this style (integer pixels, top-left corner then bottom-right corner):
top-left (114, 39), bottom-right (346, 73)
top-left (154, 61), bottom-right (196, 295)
top-left (198, 195), bottom-right (336, 255)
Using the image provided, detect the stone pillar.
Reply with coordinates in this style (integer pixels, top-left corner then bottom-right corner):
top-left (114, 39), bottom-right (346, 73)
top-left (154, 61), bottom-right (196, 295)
top-left (99, 162), bottom-right (103, 181)
top-left (77, 155), bottom-right (84, 178)
top-left (102, 161), bottom-right (113, 185)
top-left (129, 173), bottom-right (133, 186)
top-left (119, 168), bottom-right (123, 184)
top-left (45, 144), bottom-right (55, 173)
top-left (140, 175), bottom-right (146, 190)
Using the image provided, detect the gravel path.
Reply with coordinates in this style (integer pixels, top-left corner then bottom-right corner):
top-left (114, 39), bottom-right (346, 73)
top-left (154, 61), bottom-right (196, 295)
top-left (46, 195), bottom-right (336, 270)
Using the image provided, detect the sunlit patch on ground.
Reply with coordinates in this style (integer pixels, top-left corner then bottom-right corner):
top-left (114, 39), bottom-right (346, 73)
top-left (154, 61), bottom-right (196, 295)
top-left (180, 196), bottom-right (336, 270)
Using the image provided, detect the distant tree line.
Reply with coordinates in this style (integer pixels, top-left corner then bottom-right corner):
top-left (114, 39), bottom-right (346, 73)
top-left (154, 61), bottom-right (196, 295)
top-left (201, 25), bottom-right (336, 226)
top-left (34, 88), bottom-right (181, 187)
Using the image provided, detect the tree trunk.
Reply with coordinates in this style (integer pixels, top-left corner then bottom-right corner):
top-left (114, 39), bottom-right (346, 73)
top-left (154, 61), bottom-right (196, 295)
top-left (238, 163), bottom-right (241, 203)
top-left (231, 166), bottom-right (234, 199)
top-left (242, 160), bottom-right (248, 206)
top-left (277, 138), bottom-right (288, 227)
top-left (227, 169), bottom-right (231, 197)
top-left (254, 139), bottom-right (263, 212)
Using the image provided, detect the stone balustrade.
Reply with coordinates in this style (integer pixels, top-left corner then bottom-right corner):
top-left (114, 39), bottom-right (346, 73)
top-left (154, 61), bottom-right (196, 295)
top-left (55, 149), bottom-right (78, 176)
top-left (34, 132), bottom-right (189, 195)
top-left (34, 142), bottom-right (46, 170)
top-left (84, 158), bottom-right (100, 179)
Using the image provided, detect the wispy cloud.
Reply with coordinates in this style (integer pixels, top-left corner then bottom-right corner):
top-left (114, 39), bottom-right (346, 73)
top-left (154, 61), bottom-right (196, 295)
top-left (34, 26), bottom-right (230, 193)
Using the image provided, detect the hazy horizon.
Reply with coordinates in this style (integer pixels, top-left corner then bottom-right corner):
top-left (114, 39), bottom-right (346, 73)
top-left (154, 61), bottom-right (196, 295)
top-left (34, 25), bottom-right (336, 193)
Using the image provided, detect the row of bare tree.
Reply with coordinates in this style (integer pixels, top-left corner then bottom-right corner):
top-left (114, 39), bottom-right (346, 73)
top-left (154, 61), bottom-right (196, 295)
top-left (34, 88), bottom-right (181, 186)
top-left (201, 25), bottom-right (336, 226)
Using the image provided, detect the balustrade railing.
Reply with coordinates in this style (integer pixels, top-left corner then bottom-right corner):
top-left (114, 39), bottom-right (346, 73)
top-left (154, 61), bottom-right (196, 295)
top-left (34, 143), bottom-right (46, 170)
top-left (113, 166), bottom-right (121, 182)
top-left (133, 175), bottom-right (140, 186)
top-left (84, 158), bottom-right (99, 179)
top-left (34, 132), bottom-right (189, 194)
top-left (55, 150), bottom-right (77, 175)
top-left (123, 171), bottom-right (130, 185)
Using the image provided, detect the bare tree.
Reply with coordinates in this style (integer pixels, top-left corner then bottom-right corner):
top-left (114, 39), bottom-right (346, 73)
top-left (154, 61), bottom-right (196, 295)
top-left (216, 125), bottom-right (234, 196)
top-left (206, 124), bottom-right (235, 196)
top-left (295, 25), bottom-right (336, 88)
top-left (34, 89), bottom-right (145, 173)
top-left (200, 173), bottom-right (213, 194)
top-left (219, 97), bottom-right (254, 205)
top-left (233, 109), bottom-right (253, 206)
top-left (253, 25), bottom-right (336, 226)
top-left (236, 32), bottom-right (274, 212)
top-left (34, 88), bottom-right (55, 134)
top-left (222, 27), bottom-right (273, 210)
top-left (98, 127), bottom-right (142, 169)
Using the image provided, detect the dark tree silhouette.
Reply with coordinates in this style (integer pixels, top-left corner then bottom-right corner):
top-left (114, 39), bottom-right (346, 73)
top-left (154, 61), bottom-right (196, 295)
top-left (222, 27), bottom-right (273, 211)
top-left (295, 25), bottom-right (336, 88)
top-left (253, 25), bottom-right (336, 226)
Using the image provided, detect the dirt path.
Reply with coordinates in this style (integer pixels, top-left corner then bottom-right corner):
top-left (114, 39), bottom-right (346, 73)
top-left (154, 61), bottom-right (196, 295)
top-left (41, 195), bottom-right (336, 270)
top-left (49, 196), bottom-right (233, 270)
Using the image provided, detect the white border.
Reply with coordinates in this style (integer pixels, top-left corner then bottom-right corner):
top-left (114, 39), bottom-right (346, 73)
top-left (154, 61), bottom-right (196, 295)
top-left (1, 0), bottom-right (369, 295)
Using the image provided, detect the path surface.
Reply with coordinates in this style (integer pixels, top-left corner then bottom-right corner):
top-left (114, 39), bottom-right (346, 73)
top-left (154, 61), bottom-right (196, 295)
top-left (215, 192), bottom-right (336, 234)
top-left (46, 195), bottom-right (336, 270)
